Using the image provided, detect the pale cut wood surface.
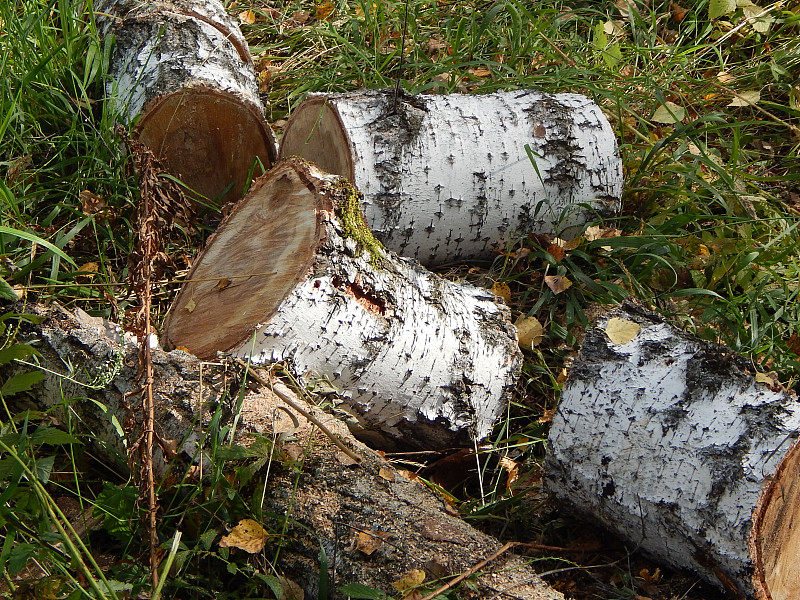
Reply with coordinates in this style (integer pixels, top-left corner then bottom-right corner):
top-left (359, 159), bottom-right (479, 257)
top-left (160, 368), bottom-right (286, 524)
top-left (96, 0), bottom-right (277, 205)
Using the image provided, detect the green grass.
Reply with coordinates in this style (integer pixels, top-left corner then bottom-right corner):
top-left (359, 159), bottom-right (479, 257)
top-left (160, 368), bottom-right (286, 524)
top-left (1, 0), bottom-right (800, 597)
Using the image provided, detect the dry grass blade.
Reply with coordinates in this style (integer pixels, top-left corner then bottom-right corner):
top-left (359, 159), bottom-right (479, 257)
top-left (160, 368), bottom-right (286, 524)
top-left (120, 126), bottom-right (194, 588)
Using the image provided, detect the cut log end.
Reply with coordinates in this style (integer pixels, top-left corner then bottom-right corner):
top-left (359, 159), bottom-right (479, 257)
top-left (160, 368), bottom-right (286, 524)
top-left (137, 87), bottom-right (277, 206)
top-left (162, 160), bottom-right (326, 359)
top-left (750, 440), bottom-right (800, 600)
top-left (163, 158), bottom-right (521, 450)
top-left (280, 97), bottom-right (354, 181)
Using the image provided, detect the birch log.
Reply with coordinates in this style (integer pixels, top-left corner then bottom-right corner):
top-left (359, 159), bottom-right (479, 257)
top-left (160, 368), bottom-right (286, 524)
top-left (545, 302), bottom-right (800, 600)
top-left (161, 158), bottom-right (522, 450)
top-left (96, 0), bottom-right (277, 205)
top-left (279, 89), bottom-right (622, 265)
top-left (8, 304), bottom-right (561, 600)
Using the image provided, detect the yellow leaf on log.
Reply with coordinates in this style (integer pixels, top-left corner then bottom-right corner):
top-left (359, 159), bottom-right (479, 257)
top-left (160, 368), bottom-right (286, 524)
top-left (392, 569), bottom-right (426, 592)
top-left (605, 317), bottom-right (641, 345)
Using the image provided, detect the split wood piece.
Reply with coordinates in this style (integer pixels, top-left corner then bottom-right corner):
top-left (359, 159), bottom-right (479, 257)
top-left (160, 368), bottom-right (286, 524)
top-left (544, 301), bottom-right (800, 600)
top-left (161, 158), bottom-right (522, 451)
top-left (279, 89), bottom-right (622, 266)
top-left (96, 0), bottom-right (277, 206)
top-left (10, 304), bottom-right (562, 600)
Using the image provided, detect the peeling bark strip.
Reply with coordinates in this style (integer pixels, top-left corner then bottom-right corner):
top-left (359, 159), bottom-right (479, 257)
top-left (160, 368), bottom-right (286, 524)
top-left (545, 302), bottom-right (800, 600)
top-left (162, 159), bottom-right (522, 450)
top-left (279, 89), bottom-right (622, 265)
top-left (11, 306), bottom-right (562, 600)
top-left (96, 0), bottom-right (277, 205)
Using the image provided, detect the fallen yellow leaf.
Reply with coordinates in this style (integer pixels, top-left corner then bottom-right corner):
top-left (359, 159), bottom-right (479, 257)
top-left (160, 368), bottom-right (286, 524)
top-left (491, 281), bottom-right (512, 304)
top-left (392, 569), bottom-right (425, 592)
top-left (605, 317), bottom-right (641, 345)
top-left (515, 315), bottom-right (544, 349)
top-left (219, 518), bottom-right (269, 553)
top-left (315, 0), bottom-right (334, 20)
top-left (238, 9), bottom-right (255, 24)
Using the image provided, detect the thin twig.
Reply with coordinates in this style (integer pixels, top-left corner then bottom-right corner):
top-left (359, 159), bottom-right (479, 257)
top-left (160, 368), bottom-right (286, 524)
top-left (418, 542), bottom-right (516, 600)
top-left (234, 359), bottom-right (362, 464)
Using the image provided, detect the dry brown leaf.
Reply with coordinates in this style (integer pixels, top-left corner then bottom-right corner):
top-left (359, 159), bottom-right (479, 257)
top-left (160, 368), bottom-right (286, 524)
top-left (553, 236), bottom-right (581, 251)
top-left (238, 9), bottom-right (256, 24)
top-left (538, 408), bottom-right (556, 424)
top-left (219, 518), bottom-right (269, 553)
top-left (670, 2), bottom-right (689, 22)
top-left (335, 449), bottom-right (360, 466)
top-left (515, 315), bottom-right (544, 349)
top-left (355, 530), bottom-right (384, 555)
top-left (184, 298), bottom-right (196, 313)
top-left (491, 281), bottom-right (512, 304)
top-left (544, 275), bottom-right (572, 294)
top-left (547, 243), bottom-right (566, 262)
top-left (279, 576), bottom-right (304, 600)
top-left (605, 317), bottom-right (641, 345)
top-left (498, 456), bottom-right (520, 490)
top-left (378, 466), bottom-right (396, 481)
top-left (315, 1), bottom-right (334, 20)
top-left (392, 569), bottom-right (426, 592)
top-left (639, 567), bottom-right (661, 583)
top-left (80, 189), bottom-right (107, 215)
top-left (290, 9), bottom-right (310, 24)
top-left (469, 66), bottom-right (492, 77)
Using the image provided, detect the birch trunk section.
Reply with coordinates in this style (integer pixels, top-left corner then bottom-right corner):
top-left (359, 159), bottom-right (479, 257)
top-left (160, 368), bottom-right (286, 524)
top-left (279, 89), bottom-right (622, 266)
top-left (9, 305), bottom-right (561, 600)
top-left (545, 302), bottom-right (800, 600)
top-left (96, 0), bottom-right (277, 205)
top-left (162, 159), bottom-right (522, 450)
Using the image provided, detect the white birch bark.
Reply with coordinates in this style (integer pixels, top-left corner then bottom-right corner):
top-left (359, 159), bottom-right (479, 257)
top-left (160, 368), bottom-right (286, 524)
top-left (162, 159), bottom-right (522, 450)
top-left (280, 89), bottom-right (622, 265)
top-left (545, 302), bottom-right (800, 600)
top-left (95, 0), bottom-right (277, 204)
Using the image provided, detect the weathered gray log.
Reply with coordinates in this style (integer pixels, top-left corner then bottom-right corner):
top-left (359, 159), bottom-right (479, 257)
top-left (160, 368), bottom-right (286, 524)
top-left (279, 89), bottom-right (622, 265)
top-left (162, 158), bottom-right (521, 451)
top-left (10, 304), bottom-right (561, 600)
top-left (96, 0), bottom-right (277, 205)
top-left (545, 301), bottom-right (800, 600)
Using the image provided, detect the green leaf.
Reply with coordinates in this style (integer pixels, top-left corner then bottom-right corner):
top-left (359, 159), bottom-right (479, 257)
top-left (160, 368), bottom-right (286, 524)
top-left (34, 454), bottom-right (55, 483)
top-left (338, 583), bottom-right (388, 599)
top-left (31, 426), bottom-right (82, 446)
top-left (709, 0), bottom-right (736, 18)
top-left (652, 102), bottom-right (686, 124)
top-left (1, 371), bottom-right (44, 396)
top-left (7, 542), bottom-right (37, 576)
top-left (0, 344), bottom-right (39, 365)
top-left (0, 226), bottom-right (77, 267)
top-left (0, 277), bottom-right (19, 301)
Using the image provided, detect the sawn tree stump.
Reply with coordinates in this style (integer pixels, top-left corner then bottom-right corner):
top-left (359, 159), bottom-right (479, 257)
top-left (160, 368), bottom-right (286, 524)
top-left (545, 302), bottom-right (800, 600)
top-left (96, 0), bottom-right (277, 205)
top-left (279, 89), bottom-right (622, 265)
top-left (162, 158), bottom-right (522, 450)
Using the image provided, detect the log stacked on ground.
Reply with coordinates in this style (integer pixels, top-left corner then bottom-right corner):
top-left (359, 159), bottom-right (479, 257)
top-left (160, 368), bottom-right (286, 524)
top-left (279, 89), bottom-right (622, 265)
top-left (9, 305), bottom-right (562, 600)
top-left (162, 158), bottom-right (521, 450)
top-left (545, 302), bottom-right (800, 600)
top-left (96, 0), bottom-right (277, 205)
